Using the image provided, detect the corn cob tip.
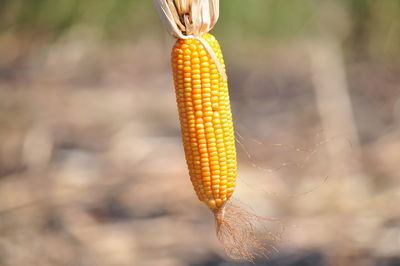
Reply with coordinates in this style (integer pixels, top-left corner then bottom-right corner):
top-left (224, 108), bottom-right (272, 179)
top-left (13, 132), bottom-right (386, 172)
top-left (154, 0), bottom-right (227, 79)
top-left (213, 203), bottom-right (282, 261)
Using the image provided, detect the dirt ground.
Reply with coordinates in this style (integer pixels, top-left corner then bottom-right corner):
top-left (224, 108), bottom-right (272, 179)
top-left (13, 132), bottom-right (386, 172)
top-left (0, 25), bottom-right (400, 266)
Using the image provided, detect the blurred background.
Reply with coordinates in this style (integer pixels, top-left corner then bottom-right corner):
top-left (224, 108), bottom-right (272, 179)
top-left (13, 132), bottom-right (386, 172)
top-left (0, 0), bottom-right (399, 265)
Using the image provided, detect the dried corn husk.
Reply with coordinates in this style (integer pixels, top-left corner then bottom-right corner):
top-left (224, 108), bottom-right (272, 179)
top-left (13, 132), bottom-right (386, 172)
top-left (153, 0), bottom-right (226, 80)
top-left (152, 0), bottom-right (219, 38)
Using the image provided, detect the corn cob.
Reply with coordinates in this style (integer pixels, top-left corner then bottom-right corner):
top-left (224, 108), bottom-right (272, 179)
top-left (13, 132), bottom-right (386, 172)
top-left (153, 0), bottom-right (277, 260)
top-left (172, 33), bottom-right (236, 210)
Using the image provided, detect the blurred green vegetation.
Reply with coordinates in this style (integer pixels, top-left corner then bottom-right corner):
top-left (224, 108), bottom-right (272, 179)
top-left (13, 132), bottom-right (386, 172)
top-left (0, 0), bottom-right (158, 39)
top-left (0, 0), bottom-right (400, 63)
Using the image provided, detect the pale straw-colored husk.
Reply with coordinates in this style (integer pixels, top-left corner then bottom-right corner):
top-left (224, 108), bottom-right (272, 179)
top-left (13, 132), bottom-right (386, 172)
top-left (152, 0), bottom-right (219, 38)
top-left (152, 0), bottom-right (226, 80)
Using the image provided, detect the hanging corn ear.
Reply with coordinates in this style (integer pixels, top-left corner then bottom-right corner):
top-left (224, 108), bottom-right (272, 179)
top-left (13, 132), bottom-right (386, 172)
top-left (172, 33), bottom-right (237, 210)
top-left (153, 0), bottom-right (278, 260)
